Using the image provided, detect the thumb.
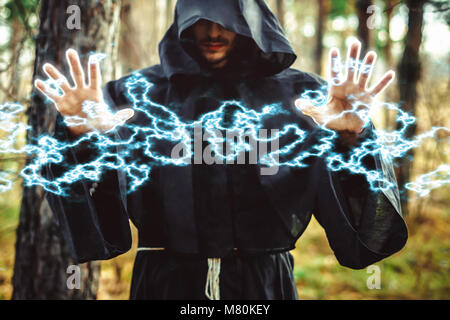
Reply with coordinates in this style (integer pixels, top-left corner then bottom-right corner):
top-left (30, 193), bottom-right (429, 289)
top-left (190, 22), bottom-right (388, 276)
top-left (115, 108), bottom-right (135, 122)
top-left (101, 108), bottom-right (134, 133)
top-left (295, 98), bottom-right (317, 117)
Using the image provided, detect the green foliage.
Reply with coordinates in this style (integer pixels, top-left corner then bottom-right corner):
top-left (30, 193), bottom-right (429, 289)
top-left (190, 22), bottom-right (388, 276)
top-left (3, 0), bottom-right (39, 23)
top-left (291, 208), bottom-right (450, 300)
top-left (0, 0), bottom-right (39, 50)
top-left (329, 0), bottom-right (352, 18)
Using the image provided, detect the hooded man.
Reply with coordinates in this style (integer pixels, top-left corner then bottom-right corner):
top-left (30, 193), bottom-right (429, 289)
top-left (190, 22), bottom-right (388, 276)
top-left (35, 0), bottom-right (408, 300)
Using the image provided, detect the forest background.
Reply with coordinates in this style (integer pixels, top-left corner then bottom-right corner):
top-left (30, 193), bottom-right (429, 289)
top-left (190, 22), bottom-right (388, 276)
top-left (0, 0), bottom-right (448, 299)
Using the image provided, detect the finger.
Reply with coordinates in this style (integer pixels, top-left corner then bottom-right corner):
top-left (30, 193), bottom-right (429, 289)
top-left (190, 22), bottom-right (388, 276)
top-left (99, 108), bottom-right (134, 132)
top-left (88, 55), bottom-right (102, 89)
top-left (346, 40), bottom-right (361, 83)
top-left (369, 71), bottom-right (395, 97)
top-left (34, 79), bottom-right (61, 104)
top-left (358, 51), bottom-right (377, 90)
top-left (115, 108), bottom-right (135, 122)
top-left (43, 63), bottom-right (71, 92)
top-left (295, 98), bottom-right (320, 118)
top-left (329, 47), bottom-right (343, 85)
top-left (66, 48), bottom-right (86, 88)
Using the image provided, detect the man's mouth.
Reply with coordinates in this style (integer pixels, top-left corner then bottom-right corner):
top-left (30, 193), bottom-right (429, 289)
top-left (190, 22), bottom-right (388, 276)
top-left (201, 42), bottom-right (226, 51)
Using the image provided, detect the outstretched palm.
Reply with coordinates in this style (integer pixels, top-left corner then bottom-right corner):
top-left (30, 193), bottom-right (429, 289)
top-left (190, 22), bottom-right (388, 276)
top-left (35, 49), bottom-right (134, 136)
top-left (295, 40), bottom-right (394, 134)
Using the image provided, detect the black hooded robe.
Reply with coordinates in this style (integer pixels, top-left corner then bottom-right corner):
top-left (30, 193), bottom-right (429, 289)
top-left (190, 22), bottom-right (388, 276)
top-left (44, 0), bottom-right (408, 300)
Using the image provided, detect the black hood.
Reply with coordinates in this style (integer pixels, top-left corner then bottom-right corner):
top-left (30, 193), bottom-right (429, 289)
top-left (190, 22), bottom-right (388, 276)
top-left (158, 0), bottom-right (297, 80)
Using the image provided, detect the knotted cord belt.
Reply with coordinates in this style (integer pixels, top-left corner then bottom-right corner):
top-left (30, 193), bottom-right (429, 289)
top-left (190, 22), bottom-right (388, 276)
top-left (137, 247), bottom-right (226, 300)
top-left (205, 258), bottom-right (221, 300)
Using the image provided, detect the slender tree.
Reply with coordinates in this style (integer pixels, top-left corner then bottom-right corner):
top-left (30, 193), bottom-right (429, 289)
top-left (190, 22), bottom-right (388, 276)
top-left (276, 0), bottom-right (285, 30)
top-left (119, 0), bottom-right (142, 72)
top-left (396, 0), bottom-right (426, 212)
top-left (383, 0), bottom-right (394, 130)
top-left (12, 0), bottom-right (122, 299)
top-left (384, 0), bottom-right (394, 67)
top-left (315, 0), bottom-right (328, 75)
top-left (166, 0), bottom-right (174, 30)
top-left (356, 0), bottom-right (372, 54)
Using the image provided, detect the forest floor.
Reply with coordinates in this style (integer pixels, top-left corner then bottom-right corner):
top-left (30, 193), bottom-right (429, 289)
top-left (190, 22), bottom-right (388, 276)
top-left (0, 189), bottom-right (449, 300)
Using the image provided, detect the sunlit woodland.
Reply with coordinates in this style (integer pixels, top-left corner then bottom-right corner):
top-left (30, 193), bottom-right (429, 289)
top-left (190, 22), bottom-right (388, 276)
top-left (0, 0), bottom-right (448, 299)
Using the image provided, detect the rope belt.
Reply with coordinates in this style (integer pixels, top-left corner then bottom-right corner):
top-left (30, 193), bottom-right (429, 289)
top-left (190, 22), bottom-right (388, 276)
top-left (137, 247), bottom-right (165, 251)
top-left (137, 247), bottom-right (238, 300)
top-left (205, 258), bottom-right (221, 300)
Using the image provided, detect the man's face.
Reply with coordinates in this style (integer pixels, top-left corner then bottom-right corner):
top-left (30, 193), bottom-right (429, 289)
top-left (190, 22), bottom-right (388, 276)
top-left (191, 19), bottom-right (237, 69)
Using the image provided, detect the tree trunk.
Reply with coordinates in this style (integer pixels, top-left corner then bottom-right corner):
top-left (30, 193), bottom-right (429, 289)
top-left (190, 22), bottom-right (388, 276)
top-left (166, 0), bottom-right (174, 30)
top-left (12, 0), bottom-right (122, 300)
top-left (396, 0), bottom-right (425, 213)
top-left (383, 0), bottom-right (394, 130)
top-left (149, 0), bottom-right (159, 65)
top-left (315, 0), bottom-right (328, 75)
top-left (8, 19), bottom-right (24, 100)
top-left (276, 0), bottom-right (285, 30)
top-left (384, 0), bottom-right (394, 67)
top-left (356, 0), bottom-right (372, 54)
top-left (119, 0), bottom-right (141, 72)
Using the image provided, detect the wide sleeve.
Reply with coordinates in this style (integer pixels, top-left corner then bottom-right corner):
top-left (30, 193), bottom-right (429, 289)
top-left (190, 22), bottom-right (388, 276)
top-left (312, 124), bottom-right (408, 269)
top-left (42, 81), bottom-right (132, 263)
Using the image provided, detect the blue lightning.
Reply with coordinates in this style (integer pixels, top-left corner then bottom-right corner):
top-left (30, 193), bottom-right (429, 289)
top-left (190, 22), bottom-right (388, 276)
top-left (0, 68), bottom-right (449, 198)
top-left (405, 165), bottom-right (450, 197)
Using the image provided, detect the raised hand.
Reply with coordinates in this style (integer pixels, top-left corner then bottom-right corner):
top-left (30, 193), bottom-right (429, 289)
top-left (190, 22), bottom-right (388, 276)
top-left (34, 49), bottom-right (134, 136)
top-left (295, 40), bottom-right (394, 135)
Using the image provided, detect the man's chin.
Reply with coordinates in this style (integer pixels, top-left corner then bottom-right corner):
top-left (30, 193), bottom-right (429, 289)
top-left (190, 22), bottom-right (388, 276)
top-left (206, 57), bottom-right (228, 68)
top-left (201, 52), bottom-right (228, 68)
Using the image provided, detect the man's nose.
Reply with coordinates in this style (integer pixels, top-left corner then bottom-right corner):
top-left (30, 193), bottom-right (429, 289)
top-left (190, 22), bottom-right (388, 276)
top-left (207, 22), bottom-right (223, 38)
